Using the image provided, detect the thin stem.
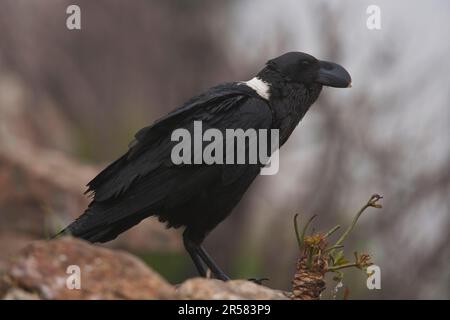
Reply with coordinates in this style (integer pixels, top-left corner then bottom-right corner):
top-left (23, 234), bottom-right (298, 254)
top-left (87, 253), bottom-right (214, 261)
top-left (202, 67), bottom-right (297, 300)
top-left (330, 195), bottom-right (382, 256)
top-left (325, 225), bottom-right (341, 238)
top-left (324, 244), bottom-right (344, 253)
top-left (327, 263), bottom-right (359, 272)
top-left (301, 214), bottom-right (317, 250)
top-left (294, 214), bottom-right (302, 250)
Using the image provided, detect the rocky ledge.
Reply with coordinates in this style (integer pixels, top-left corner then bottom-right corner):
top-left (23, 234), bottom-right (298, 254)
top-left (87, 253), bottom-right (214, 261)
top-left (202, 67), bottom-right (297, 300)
top-left (0, 237), bottom-right (288, 300)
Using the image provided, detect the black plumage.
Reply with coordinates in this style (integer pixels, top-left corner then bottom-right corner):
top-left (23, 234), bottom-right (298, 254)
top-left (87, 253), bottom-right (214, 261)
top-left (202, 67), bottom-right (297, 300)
top-left (59, 52), bottom-right (351, 280)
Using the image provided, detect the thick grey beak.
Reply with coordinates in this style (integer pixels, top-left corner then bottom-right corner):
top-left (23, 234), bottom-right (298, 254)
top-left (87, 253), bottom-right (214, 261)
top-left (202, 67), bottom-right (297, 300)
top-left (316, 60), bottom-right (352, 88)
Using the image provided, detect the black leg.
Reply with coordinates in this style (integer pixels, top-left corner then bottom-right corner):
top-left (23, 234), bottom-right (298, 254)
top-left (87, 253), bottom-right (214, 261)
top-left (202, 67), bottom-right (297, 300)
top-left (183, 234), bottom-right (207, 277)
top-left (197, 245), bottom-right (230, 281)
top-left (183, 230), bottom-right (230, 281)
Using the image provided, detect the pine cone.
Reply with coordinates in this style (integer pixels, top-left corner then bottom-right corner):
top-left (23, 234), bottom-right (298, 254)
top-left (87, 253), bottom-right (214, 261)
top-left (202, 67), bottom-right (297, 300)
top-left (291, 256), bottom-right (327, 300)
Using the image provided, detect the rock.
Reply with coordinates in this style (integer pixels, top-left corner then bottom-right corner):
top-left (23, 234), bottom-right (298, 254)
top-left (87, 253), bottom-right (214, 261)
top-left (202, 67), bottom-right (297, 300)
top-left (0, 231), bottom-right (35, 272)
top-left (1, 237), bottom-right (291, 300)
top-left (2, 288), bottom-right (40, 300)
top-left (177, 278), bottom-right (289, 300)
top-left (0, 237), bottom-right (175, 299)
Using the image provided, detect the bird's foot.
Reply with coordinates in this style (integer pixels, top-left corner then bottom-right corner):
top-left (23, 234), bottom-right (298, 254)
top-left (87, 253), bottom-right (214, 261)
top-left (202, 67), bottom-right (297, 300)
top-left (214, 272), bottom-right (231, 281)
top-left (247, 277), bottom-right (269, 285)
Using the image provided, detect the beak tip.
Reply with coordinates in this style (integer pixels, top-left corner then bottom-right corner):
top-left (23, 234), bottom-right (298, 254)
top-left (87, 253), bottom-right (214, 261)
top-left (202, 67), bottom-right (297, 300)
top-left (317, 60), bottom-right (352, 89)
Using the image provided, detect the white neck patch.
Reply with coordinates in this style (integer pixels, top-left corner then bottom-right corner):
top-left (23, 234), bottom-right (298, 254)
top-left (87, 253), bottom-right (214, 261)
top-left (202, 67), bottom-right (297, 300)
top-left (243, 77), bottom-right (270, 100)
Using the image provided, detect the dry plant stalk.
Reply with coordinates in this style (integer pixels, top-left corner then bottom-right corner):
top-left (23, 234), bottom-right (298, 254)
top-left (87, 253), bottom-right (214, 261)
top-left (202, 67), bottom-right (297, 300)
top-left (291, 194), bottom-right (382, 300)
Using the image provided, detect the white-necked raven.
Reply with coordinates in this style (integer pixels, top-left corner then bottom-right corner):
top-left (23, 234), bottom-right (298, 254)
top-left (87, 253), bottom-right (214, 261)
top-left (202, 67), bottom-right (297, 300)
top-left (58, 52), bottom-right (351, 280)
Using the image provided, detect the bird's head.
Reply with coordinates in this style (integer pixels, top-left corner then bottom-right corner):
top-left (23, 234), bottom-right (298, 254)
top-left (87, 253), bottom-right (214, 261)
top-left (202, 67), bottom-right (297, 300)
top-left (258, 52), bottom-right (352, 89)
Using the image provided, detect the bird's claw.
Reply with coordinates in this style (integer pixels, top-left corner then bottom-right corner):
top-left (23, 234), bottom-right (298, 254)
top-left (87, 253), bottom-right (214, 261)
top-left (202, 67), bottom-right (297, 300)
top-left (247, 277), bottom-right (269, 285)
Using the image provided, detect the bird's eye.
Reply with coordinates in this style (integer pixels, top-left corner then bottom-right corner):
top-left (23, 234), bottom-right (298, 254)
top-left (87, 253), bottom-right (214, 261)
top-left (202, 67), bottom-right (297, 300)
top-left (302, 61), bottom-right (311, 66)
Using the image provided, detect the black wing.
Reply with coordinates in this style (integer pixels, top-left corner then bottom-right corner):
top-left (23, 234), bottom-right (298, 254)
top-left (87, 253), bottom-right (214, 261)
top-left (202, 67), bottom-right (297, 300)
top-left (64, 83), bottom-right (273, 241)
top-left (87, 83), bottom-right (271, 201)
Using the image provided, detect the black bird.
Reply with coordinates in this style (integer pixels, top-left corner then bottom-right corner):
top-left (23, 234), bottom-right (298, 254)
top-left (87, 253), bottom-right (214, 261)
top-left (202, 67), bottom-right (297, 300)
top-left (58, 52), bottom-right (351, 280)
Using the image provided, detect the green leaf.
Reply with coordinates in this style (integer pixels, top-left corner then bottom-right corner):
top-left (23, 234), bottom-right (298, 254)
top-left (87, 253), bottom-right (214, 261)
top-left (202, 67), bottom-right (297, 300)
top-left (294, 214), bottom-right (302, 250)
top-left (335, 257), bottom-right (350, 266)
top-left (333, 250), bottom-right (344, 264)
top-left (301, 214), bottom-right (317, 246)
top-left (332, 250), bottom-right (350, 266)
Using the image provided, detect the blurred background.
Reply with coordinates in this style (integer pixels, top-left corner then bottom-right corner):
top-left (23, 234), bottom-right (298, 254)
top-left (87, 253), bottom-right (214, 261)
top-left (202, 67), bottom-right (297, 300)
top-left (0, 0), bottom-right (449, 299)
